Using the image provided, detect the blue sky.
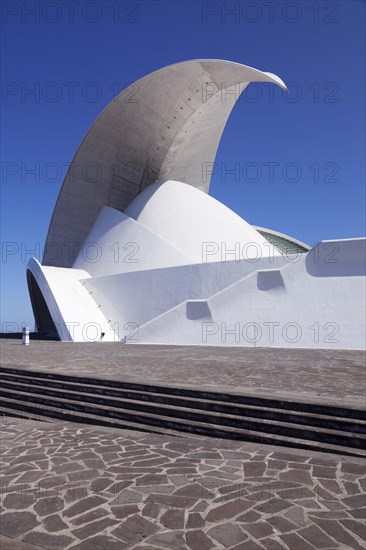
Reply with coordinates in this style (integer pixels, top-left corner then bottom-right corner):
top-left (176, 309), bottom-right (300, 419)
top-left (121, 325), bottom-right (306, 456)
top-left (1, 0), bottom-right (365, 329)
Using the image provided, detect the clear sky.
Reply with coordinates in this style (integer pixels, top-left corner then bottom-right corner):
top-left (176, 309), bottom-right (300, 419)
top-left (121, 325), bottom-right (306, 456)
top-left (1, 0), bottom-right (365, 329)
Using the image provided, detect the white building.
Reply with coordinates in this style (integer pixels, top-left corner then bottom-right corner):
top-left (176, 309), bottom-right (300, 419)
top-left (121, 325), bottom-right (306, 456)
top-left (27, 60), bottom-right (366, 349)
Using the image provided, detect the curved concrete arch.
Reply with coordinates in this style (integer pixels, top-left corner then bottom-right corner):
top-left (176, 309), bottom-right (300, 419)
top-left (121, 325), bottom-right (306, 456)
top-left (43, 59), bottom-right (287, 267)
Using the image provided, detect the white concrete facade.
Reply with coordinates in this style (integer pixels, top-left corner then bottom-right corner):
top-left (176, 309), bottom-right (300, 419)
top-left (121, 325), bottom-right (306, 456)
top-left (27, 60), bottom-right (366, 349)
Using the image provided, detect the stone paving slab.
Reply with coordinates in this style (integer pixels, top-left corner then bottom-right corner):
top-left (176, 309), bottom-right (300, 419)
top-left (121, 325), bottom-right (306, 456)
top-left (0, 417), bottom-right (365, 549)
top-left (1, 341), bottom-right (365, 408)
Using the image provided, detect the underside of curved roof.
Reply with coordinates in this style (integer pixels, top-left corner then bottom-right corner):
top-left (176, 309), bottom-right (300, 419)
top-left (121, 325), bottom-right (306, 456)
top-left (43, 59), bottom-right (287, 267)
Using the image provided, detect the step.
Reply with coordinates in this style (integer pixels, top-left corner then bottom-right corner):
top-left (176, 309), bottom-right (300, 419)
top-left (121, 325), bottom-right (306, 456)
top-left (1, 367), bottom-right (365, 421)
top-left (1, 379), bottom-right (365, 447)
top-left (2, 375), bottom-right (365, 435)
top-left (1, 386), bottom-right (365, 453)
top-left (1, 395), bottom-right (364, 459)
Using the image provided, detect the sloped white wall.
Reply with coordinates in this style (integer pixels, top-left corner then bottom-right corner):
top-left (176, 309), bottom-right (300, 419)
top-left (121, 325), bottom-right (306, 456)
top-left (124, 180), bottom-right (281, 263)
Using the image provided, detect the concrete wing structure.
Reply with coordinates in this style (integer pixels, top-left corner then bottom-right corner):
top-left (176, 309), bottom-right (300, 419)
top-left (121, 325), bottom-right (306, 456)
top-left (42, 60), bottom-right (286, 268)
top-left (27, 60), bottom-right (366, 349)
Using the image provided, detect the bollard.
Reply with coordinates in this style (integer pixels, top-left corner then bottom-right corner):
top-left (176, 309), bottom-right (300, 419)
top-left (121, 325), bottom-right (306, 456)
top-left (22, 326), bottom-right (30, 345)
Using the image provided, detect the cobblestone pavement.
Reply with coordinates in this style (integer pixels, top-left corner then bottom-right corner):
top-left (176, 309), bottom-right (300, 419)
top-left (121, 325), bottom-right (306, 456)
top-left (0, 417), bottom-right (365, 549)
top-left (1, 341), bottom-right (365, 407)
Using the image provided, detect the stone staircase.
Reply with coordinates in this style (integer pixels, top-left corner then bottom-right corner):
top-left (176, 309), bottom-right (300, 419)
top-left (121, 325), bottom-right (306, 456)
top-left (0, 366), bottom-right (365, 458)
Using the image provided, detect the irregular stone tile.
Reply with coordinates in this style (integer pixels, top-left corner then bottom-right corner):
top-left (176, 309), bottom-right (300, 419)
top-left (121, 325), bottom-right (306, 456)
top-left (237, 510), bottom-right (262, 523)
top-left (271, 453), bottom-right (309, 463)
top-left (276, 486), bottom-right (313, 501)
top-left (42, 514), bottom-right (69, 532)
top-left (318, 478), bottom-right (342, 495)
top-left (298, 524), bottom-right (337, 548)
top-left (185, 529), bottom-right (214, 550)
top-left (343, 481), bottom-right (362, 496)
top-left (110, 466), bottom-right (161, 474)
top-left (137, 474), bottom-right (168, 486)
top-left (131, 458), bottom-right (167, 467)
top-left (204, 470), bottom-right (240, 481)
top-left (342, 494), bottom-right (366, 508)
top-left (11, 454), bottom-right (48, 464)
top-left (312, 466), bottom-right (337, 479)
top-left (69, 534), bottom-right (128, 549)
top-left (107, 481), bottom-right (133, 494)
top-left (231, 539), bottom-right (264, 550)
top-left (63, 496), bottom-right (107, 517)
top-left (34, 496), bottom-right (64, 516)
top-left (110, 505), bottom-right (140, 519)
top-left (267, 460), bottom-right (287, 470)
top-left (111, 489), bottom-right (143, 505)
top-left (38, 475), bottom-right (68, 488)
top-left (208, 522), bottom-right (247, 546)
top-left (280, 532), bottom-right (315, 550)
top-left (260, 538), bottom-right (288, 549)
top-left (323, 500), bottom-right (347, 511)
top-left (89, 477), bottom-right (113, 493)
top-left (189, 452), bottom-right (222, 459)
top-left (358, 477), bottom-right (366, 492)
top-left (186, 512), bottom-right (204, 528)
top-left (347, 508), bottom-right (366, 519)
top-left (217, 482), bottom-right (242, 495)
top-left (297, 499), bottom-right (321, 509)
top-left (16, 470), bottom-right (46, 484)
top-left (141, 503), bottom-right (161, 518)
top-left (242, 520), bottom-right (274, 539)
top-left (206, 499), bottom-right (253, 522)
top-left (191, 501), bottom-right (209, 513)
top-left (69, 507), bottom-right (108, 526)
top-left (82, 458), bottom-right (106, 469)
top-left (341, 463), bottom-right (365, 475)
top-left (160, 509), bottom-right (185, 529)
top-left (312, 517), bottom-right (365, 550)
top-left (68, 469), bottom-right (101, 482)
top-left (72, 517), bottom-right (119, 539)
top-left (3, 492), bottom-right (35, 510)
top-left (0, 511), bottom-right (39, 537)
top-left (221, 451), bottom-right (251, 460)
top-left (314, 483), bottom-right (338, 501)
top-left (147, 530), bottom-right (187, 549)
top-left (254, 498), bottom-right (291, 514)
top-left (243, 462), bottom-right (266, 478)
top-left (54, 461), bottom-right (83, 474)
top-left (112, 514), bottom-right (159, 544)
top-left (267, 516), bottom-right (298, 533)
top-left (308, 456), bottom-right (338, 466)
top-left (340, 519), bottom-right (366, 540)
top-left (164, 468), bottom-right (197, 475)
top-left (137, 485), bottom-right (175, 495)
top-left (279, 469), bottom-right (313, 486)
top-left (174, 483), bottom-right (214, 499)
top-left (23, 531), bottom-right (74, 549)
top-left (146, 494), bottom-right (197, 509)
top-left (288, 462), bottom-right (312, 470)
top-left (64, 486), bottom-right (90, 503)
top-left (155, 449), bottom-right (181, 459)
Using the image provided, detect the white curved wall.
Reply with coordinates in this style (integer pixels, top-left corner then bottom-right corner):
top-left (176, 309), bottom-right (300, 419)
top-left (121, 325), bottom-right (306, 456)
top-left (72, 206), bottom-right (191, 277)
top-left (125, 180), bottom-right (281, 262)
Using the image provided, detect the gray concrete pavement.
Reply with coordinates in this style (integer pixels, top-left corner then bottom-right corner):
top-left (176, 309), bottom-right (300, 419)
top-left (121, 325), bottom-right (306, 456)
top-left (1, 340), bottom-right (365, 408)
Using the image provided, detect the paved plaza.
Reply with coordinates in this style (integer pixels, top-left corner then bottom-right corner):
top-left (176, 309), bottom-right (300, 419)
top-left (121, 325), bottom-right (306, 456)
top-left (1, 417), bottom-right (366, 550)
top-left (1, 341), bottom-right (365, 407)
top-left (1, 340), bottom-right (365, 548)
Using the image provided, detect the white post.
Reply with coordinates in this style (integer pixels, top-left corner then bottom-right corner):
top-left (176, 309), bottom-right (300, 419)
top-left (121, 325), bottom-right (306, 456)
top-left (22, 326), bottom-right (30, 345)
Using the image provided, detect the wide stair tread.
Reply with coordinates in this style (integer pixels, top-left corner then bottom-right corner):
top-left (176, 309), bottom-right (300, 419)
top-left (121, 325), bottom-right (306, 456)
top-left (1, 394), bottom-right (364, 458)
